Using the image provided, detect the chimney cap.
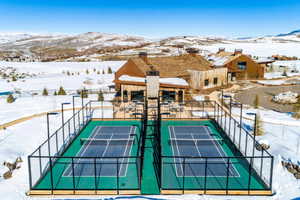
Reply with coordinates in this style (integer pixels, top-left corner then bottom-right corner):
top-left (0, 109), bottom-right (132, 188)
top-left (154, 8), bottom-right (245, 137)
top-left (234, 49), bottom-right (243, 54)
top-left (218, 48), bottom-right (225, 52)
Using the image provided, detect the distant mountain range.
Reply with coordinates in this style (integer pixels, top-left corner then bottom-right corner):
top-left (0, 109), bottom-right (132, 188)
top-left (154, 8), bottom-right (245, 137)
top-left (0, 29), bottom-right (299, 61)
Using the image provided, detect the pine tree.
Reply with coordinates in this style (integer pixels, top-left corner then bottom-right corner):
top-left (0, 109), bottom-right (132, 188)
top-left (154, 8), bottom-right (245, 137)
top-left (254, 95), bottom-right (259, 109)
top-left (93, 68), bottom-right (96, 72)
top-left (102, 69), bottom-right (105, 74)
top-left (254, 112), bottom-right (264, 136)
top-left (42, 88), bottom-right (48, 96)
top-left (53, 90), bottom-right (57, 96)
top-left (12, 76), bottom-right (17, 81)
top-left (98, 90), bottom-right (104, 101)
top-left (97, 71), bottom-right (100, 75)
top-left (107, 67), bottom-right (112, 74)
top-left (6, 94), bottom-right (15, 103)
top-left (86, 69), bottom-right (89, 74)
top-left (58, 86), bottom-right (67, 95)
top-left (67, 71), bottom-right (71, 76)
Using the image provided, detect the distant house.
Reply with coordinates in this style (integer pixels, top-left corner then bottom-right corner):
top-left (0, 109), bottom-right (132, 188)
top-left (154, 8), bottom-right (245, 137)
top-left (114, 50), bottom-right (228, 101)
top-left (208, 48), bottom-right (265, 81)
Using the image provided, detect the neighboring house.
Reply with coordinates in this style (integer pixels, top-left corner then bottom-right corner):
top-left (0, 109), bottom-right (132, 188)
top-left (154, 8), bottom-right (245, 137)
top-left (208, 48), bottom-right (265, 80)
top-left (114, 50), bottom-right (228, 101)
top-left (254, 57), bottom-right (275, 72)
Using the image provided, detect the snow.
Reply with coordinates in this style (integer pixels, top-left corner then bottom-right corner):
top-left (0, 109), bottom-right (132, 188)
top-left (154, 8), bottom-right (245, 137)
top-left (272, 91), bottom-right (298, 104)
top-left (119, 75), bottom-right (189, 86)
top-left (207, 55), bottom-right (229, 66)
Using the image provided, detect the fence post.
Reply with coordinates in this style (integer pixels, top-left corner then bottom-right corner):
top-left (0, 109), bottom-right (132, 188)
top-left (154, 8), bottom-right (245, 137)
top-left (247, 157), bottom-right (253, 194)
top-left (226, 157), bottom-right (230, 194)
top-left (117, 158), bottom-right (119, 194)
top-left (204, 157), bottom-right (208, 193)
top-left (94, 158), bottom-right (97, 193)
top-left (270, 156), bottom-right (274, 191)
top-left (28, 156), bottom-right (33, 190)
top-left (49, 157), bottom-right (54, 194)
top-left (71, 158), bottom-right (76, 192)
top-left (182, 158), bottom-right (185, 194)
top-left (55, 132), bottom-right (58, 154)
top-left (38, 147), bottom-right (42, 176)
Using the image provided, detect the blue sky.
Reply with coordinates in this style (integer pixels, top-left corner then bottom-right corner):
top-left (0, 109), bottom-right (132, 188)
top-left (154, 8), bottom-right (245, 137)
top-left (0, 0), bottom-right (300, 38)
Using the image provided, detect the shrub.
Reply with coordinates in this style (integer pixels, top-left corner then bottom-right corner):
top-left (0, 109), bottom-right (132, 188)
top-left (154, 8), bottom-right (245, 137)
top-left (107, 67), bottom-right (112, 74)
top-left (58, 86), bottom-right (67, 95)
top-left (6, 94), bottom-right (15, 103)
top-left (42, 88), bottom-right (48, 96)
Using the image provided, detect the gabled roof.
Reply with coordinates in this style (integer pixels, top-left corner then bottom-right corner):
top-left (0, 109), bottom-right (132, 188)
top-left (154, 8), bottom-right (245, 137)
top-left (129, 54), bottom-right (213, 78)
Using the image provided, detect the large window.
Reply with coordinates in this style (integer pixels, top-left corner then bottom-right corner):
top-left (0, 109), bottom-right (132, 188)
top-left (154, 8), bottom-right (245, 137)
top-left (238, 62), bottom-right (247, 70)
top-left (204, 79), bottom-right (209, 86)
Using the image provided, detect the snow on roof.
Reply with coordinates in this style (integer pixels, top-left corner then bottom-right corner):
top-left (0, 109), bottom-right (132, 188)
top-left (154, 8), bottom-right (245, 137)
top-left (255, 57), bottom-right (275, 63)
top-left (118, 75), bottom-right (188, 86)
top-left (207, 55), bottom-right (229, 66)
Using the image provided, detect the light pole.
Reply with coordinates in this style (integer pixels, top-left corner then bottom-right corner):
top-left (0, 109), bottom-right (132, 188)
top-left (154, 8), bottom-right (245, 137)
top-left (61, 102), bottom-right (71, 145)
top-left (72, 95), bottom-right (80, 132)
top-left (47, 112), bottom-right (59, 157)
top-left (81, 89), bottom-right (88, 124)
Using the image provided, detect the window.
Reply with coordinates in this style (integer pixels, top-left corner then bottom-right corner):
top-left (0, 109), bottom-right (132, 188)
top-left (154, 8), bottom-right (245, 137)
top-left (213, 77), bottom-right (218, 85)
top-left (123, 90), bottom-right (128, 102)
top-left (238, 62), bottom-right (247, 70)
top-left (161, 90), bottom-right (176, 102)
top-left (178, 90), bottom-right (183, 102)
top-left (231, 72), bottom-right (236, 81)
top-left (131, 90), bottom-right (144, 101)
top-left (204, 79), bottom-right (209, 86)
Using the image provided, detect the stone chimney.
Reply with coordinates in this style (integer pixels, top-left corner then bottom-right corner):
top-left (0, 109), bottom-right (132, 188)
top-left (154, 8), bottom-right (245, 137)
top-left (218, 48), bottom-right (225, 54)
top-left (139, 52), bottom-right (148, 64)
top-left (234, 49), bottom-right (243, 55)
top-left (186, 48), bottom-right (199, 56)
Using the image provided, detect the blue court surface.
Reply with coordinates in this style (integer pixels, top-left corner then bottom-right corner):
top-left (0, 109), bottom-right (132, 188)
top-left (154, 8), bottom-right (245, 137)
top-left (169, 125), bottom-right (239, 177)
top-left (63, 126), bottom-right (137, 177)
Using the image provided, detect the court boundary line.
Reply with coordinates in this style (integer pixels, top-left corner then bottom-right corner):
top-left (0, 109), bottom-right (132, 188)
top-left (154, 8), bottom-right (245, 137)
top-left (168, 125), bottom-right (240, 178)
top-left (62, 125), bottom-right (136, 178)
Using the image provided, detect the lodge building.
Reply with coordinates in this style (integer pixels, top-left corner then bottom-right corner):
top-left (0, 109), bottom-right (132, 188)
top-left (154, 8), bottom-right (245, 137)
top-left (114, 49), bottom-right (265, 102)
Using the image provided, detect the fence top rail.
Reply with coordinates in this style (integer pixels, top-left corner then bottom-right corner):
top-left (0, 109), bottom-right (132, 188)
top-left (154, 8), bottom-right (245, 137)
top-left (161, 155), bottom-right (273, 159)
top-left (29, 155), bottom-right (142, 159)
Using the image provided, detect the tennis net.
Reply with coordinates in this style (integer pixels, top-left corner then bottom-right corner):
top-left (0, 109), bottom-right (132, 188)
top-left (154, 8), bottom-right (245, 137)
top-left (80, 138), bottom-right (135, 146)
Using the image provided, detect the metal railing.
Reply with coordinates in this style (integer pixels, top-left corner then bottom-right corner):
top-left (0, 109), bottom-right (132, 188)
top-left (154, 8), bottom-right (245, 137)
top-left (28, 100), bottom-right (144, 193)
top-left (160, 100), bottom-right (274, 194)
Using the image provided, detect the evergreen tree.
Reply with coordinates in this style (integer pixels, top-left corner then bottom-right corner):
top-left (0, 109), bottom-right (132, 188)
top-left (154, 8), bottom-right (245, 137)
top-left (97, 71), bottom-right (100, 75)
top-left (107, 67), bottom-right (112, 74)
top-left (254, 94), bottom-right (259, 109)
top-left (42, 88), bottom-right (48, 96)
top-left (12, 76), bottom-right (17, 81)
top-left (58, 86), bottom-right (67, 95)
top-left (6, 94), bottom-right (15, 103)
top-left (102, 69), bottom-right (105, 74)
top-left (86, 69), bottom-right (89, 74)
top-left (254, 112), bottom-right (264, 136)
top-left (93, 68), bottom-right (96, 72)
top-left (98, 90), bottom-right (104, 101)
top-left (67, 71), bottom-right (71, 76)
top-left (53, 90), bottom-right (57, 96)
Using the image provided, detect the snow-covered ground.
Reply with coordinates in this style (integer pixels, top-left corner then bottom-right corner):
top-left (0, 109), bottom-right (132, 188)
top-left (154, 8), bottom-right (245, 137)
top-left (1, 61), bottom-right (300, 199)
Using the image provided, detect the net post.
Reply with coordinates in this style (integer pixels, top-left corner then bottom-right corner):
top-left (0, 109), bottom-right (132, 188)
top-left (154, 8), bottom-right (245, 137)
top-left (117, 158), bottom-right (119, 194)
top-left (94, 158), bottom-right (97, 192)
top-left (233, 120), bottom-right (236, 145)
top-left (71, 157), bottom-right (76, 192)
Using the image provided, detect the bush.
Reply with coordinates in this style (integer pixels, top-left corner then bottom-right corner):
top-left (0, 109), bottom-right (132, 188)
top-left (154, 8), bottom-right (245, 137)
top-left (6, 94), bottom-right (15, 103)
top-left (107, 67), bottom-right (112, 74)
top-left (98, 90), bottom-right (104, 101)
top-left (42, 88), bottom-right (48, 96)
top-left (58, 86), bottom-right (67, 95)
